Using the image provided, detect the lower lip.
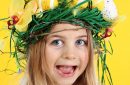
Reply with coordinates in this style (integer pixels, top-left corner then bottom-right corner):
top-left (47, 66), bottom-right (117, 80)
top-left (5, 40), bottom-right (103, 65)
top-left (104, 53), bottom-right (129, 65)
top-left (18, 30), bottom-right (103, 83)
top-left (55, 67), bottom-right (77, 78)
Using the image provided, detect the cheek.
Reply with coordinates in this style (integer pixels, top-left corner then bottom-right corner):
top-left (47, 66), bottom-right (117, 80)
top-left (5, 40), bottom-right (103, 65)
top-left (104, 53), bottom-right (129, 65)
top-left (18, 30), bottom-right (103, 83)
top-left (45, 46), bottom-right (61, 69)
top-left (80, 50), bottom-right (89, 69)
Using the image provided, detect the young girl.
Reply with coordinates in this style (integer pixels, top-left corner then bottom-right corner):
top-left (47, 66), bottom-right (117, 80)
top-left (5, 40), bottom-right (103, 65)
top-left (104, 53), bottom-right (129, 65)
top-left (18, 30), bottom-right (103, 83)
top-left (0, 0), bottom-right (118, 85)
top-left (26, 22), bottom-right (96, 85)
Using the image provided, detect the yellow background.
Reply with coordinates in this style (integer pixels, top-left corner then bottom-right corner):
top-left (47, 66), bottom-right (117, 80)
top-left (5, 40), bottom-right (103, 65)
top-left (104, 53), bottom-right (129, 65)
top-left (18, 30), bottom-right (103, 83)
top-left (0, 0), bottom-right (130, 85)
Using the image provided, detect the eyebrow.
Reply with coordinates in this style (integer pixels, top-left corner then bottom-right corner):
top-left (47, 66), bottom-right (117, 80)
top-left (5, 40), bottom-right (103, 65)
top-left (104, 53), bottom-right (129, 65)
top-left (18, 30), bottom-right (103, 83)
top-left (47, 34), bottom-right (88, 39)
top-left (77, 35), bottom-right (88, 38)
top-left (47, 35), bottom-right (64, 39)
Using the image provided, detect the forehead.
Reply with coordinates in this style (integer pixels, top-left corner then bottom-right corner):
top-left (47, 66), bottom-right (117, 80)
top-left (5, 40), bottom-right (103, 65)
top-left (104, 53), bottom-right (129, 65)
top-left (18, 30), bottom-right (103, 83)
top-left (49, 23), bottom-right (87, 37)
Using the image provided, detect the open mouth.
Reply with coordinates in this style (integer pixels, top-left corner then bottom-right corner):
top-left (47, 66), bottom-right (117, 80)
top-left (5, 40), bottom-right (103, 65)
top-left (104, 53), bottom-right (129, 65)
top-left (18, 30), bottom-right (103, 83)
top-left (55, 65), bottom-right (78, 78)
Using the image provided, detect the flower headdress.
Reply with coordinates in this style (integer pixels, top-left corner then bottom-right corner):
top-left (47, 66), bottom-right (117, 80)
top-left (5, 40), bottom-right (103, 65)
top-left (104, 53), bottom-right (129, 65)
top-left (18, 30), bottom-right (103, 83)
top-left (0, 0), bottom-right (118, 84)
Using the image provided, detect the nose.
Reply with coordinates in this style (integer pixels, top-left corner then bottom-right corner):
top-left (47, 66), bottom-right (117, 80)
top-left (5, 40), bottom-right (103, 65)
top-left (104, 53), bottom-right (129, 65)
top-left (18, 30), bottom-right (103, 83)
top-left (61, 45), bottom-right (77, 60)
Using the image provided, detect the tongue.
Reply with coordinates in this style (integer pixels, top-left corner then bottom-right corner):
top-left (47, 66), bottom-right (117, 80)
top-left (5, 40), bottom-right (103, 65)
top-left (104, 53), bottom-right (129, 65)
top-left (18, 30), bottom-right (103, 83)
top-left (58, 66), bottom-right (74, 74)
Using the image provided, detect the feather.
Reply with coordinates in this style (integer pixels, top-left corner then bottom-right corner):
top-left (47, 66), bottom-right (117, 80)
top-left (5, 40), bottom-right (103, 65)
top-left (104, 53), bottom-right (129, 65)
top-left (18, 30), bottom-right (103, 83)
top-left (102, 0), bottom-right (118, 21)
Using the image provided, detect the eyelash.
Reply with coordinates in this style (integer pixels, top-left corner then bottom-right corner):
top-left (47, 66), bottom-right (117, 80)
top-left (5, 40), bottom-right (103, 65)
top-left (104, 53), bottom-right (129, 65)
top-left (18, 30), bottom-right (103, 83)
top-left (51, 39), bottom-right (63, 47)
top-left (50, 39), bottom-right (88, 47)
top-left (76, 39), bottom-right (88, 46)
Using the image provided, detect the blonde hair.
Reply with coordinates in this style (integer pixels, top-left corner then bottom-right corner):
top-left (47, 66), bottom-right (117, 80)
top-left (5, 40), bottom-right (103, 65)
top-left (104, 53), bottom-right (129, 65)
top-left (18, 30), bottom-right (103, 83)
top-left (24, 24), bottom-right (97, 85)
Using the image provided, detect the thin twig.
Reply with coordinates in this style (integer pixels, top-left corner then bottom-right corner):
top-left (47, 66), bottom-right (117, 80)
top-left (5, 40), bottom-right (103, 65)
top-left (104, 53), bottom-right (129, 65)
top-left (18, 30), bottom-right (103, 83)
top-left (35, 27), bottom-right (85, 37)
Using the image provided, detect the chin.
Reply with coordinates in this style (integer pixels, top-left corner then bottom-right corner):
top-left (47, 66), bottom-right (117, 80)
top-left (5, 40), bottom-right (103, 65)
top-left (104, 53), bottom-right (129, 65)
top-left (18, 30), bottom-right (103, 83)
top-left (55, 77), bottom-right (77, 85)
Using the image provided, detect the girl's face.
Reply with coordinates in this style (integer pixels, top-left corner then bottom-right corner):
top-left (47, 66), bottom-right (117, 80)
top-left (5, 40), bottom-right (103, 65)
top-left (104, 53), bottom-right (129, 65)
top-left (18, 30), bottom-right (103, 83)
top-left (44, 23), bottom-right (89, 85)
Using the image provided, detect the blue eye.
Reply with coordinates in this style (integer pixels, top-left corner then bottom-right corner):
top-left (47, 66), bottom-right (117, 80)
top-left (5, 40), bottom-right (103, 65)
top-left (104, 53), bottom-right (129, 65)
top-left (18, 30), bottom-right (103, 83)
top-left (51, 39), bottom-right (63, 46)
top-left (76, 39), bottom-right (87, 46)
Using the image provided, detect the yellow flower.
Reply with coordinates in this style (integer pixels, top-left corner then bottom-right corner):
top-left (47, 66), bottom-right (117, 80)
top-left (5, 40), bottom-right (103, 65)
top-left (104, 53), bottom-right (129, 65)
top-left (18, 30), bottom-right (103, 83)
top-left (9, 0), bottom-right (38, 32)
top-left (70, 0), bottom-right (88, 16)
top-left (98, 33), bottom-right (102, 37)
top-left (0, 39), bottom-right (4, 51)
top-left (70, 0), bottom-right (88, 8)
top-left (36, 0), bottom-right (58, 11)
